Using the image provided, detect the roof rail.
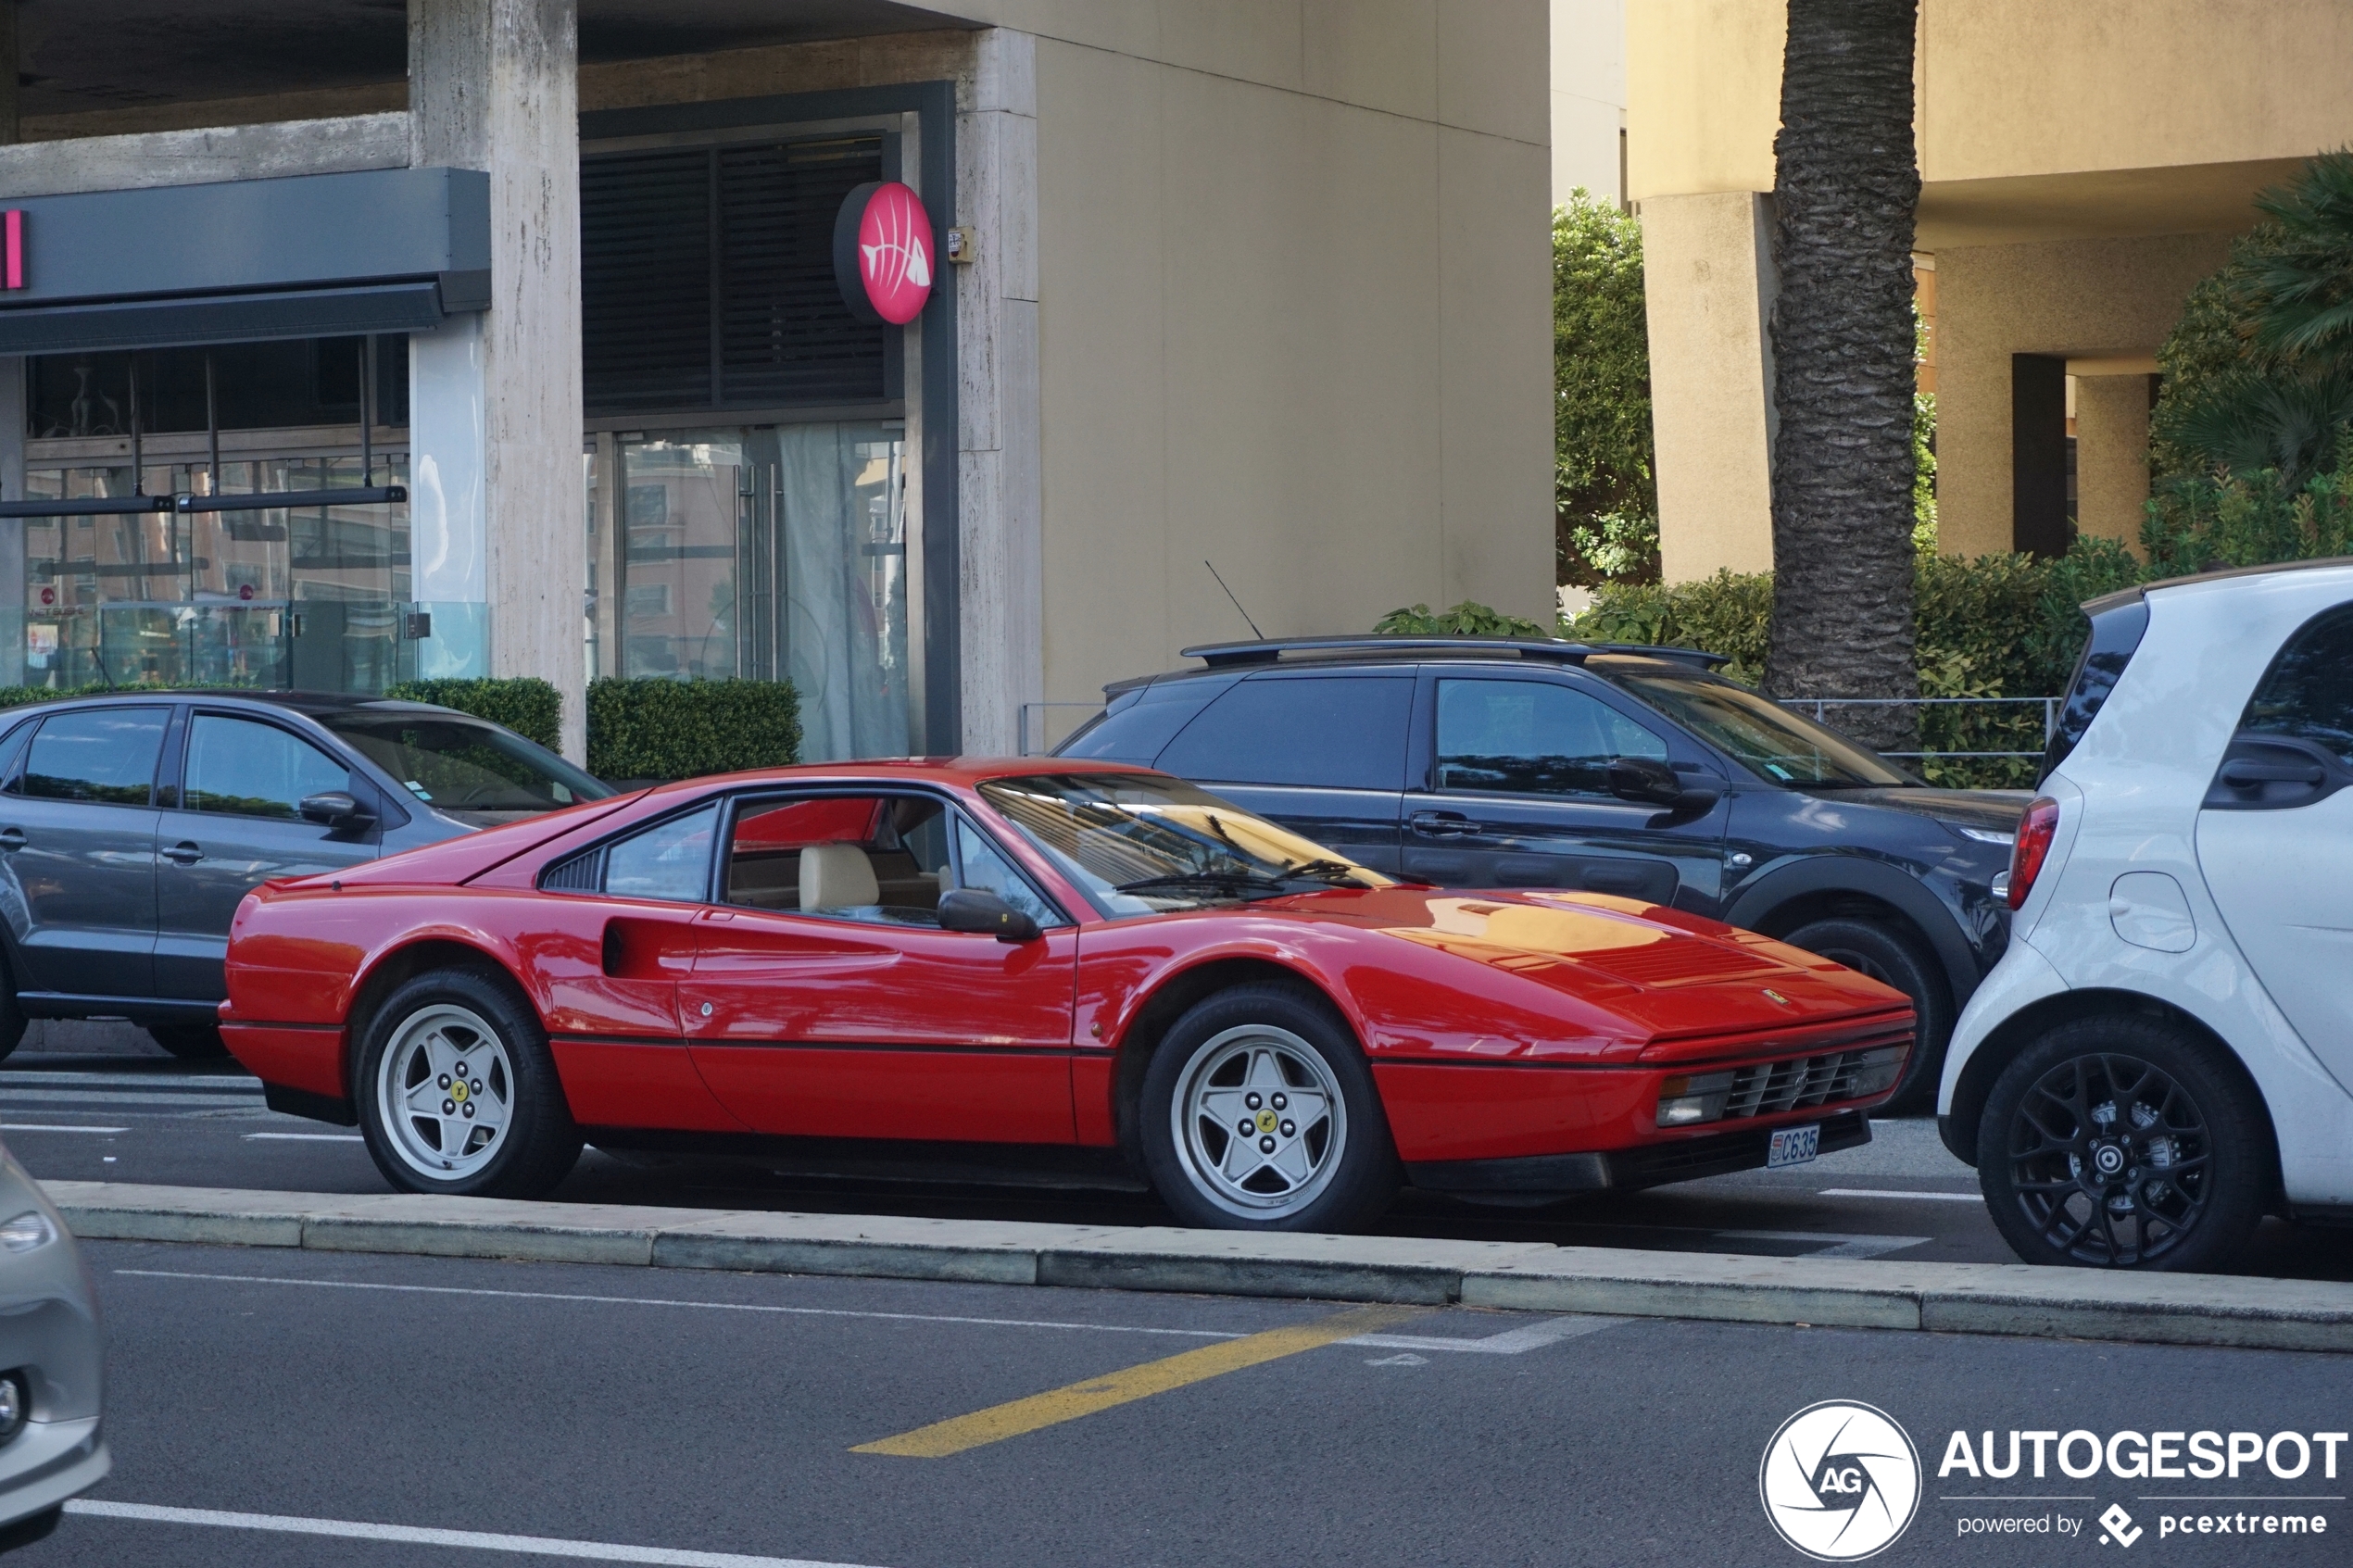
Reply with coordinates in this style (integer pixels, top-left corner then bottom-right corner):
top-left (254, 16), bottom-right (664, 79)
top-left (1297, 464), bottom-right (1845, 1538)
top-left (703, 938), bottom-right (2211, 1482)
top-left (1178, 634), bottom-right (1593, 670)
top-left (1585, 643), bottom-right (1733, 670)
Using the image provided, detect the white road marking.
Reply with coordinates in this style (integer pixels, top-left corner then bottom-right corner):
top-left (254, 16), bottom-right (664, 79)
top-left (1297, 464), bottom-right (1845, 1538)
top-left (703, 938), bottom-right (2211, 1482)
top-left (64, 1499), bottom-right (887, 1567)
top-left (242, 1132), bottom-right (364, 1142)
top-left (1365, 1352), bottom-right (1428, 1366)
top-left (0, 1123), bottom-right (128, 1134)
top-left (115, 1269), bottom-right (1611, 1355)
top-left (0, 1072), bottom-right (257, 1088)
top-left (1717, 1229), bottom-right (1931, 1260)
top-left (0, 1088), bottom-right (259, 1109)
top-left (1818, 1187), bottom-right (1983, 1202)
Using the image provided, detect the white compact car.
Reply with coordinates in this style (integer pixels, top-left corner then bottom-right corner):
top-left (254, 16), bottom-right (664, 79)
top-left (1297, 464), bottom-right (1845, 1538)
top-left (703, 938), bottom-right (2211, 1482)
top-left (1941, 558), bottom-right (2353, 1272)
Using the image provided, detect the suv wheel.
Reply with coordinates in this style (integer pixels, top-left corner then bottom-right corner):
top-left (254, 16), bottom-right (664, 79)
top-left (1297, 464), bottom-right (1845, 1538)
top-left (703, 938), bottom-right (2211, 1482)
top-left (1139, 984), bottom-right (1397, 1232)
top-left (1781, 917), bottom-right (1950, 1111)
top-left (354, 968), bottom-right (582, 1198)
top-left (1976, 1016), bottom-right (2269, 1272)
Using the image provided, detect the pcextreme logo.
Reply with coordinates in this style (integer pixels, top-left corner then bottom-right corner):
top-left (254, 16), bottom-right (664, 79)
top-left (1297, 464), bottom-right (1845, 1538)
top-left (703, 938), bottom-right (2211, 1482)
top-left (1760, 1400), bottom-right (1923, 1561)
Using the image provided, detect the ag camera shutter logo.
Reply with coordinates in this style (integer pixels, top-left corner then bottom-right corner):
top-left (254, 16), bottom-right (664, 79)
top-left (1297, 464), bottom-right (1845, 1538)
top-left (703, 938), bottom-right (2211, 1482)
top-left (1760, 1400), bottom-right (1922, 1561)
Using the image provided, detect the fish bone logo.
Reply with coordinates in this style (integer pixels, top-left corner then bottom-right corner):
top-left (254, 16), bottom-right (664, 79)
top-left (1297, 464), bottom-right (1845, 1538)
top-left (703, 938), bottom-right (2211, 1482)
top-left (1760, 1400), bottom-right (1921, 1561)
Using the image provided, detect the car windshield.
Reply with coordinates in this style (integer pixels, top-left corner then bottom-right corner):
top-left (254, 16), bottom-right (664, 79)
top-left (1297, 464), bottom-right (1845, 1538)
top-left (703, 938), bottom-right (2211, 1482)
top-left (978, 772), bottom-right (1392, 917)
top-left (1610, 671), bottom-right (1913, 788)
top-left (319, 711), bottom-right (615, 820)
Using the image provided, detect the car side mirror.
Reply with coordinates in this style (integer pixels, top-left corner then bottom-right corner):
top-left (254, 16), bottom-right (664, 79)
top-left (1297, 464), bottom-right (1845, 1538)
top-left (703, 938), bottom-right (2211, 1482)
top-left (1606, 757), bottom-right (1685, 809)
top-left (937, 887), bottom-right (1043, 944)
top-left (298, 790), bottom-right (374, 829)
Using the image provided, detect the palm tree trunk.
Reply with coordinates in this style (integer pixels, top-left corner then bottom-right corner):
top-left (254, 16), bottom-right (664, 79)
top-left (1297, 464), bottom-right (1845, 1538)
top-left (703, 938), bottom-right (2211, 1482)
top-left (1765, 0), bottom-right (1921, 755)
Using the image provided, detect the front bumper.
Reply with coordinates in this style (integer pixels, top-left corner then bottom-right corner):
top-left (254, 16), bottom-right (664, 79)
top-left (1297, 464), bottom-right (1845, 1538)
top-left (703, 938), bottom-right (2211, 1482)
top-left (1406, 1110), bottom-right (1871, 1194)
top-left (0, 1418), bottom-right (106, 1533)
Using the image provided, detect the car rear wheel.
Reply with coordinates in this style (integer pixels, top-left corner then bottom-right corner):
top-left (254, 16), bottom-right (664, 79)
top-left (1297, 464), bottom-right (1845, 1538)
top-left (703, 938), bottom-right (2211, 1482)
top-left (1781, 917), bottom-right (1950, 1112)
top-left (355, 968), bottom-right (581, 1199)
top-left (1976, 1016), bottom-right (2269, 1273)
top-left (1139, 985), bottom-right (1397, 1232)
top-left (147, 1023), bottom-right (231, 1060)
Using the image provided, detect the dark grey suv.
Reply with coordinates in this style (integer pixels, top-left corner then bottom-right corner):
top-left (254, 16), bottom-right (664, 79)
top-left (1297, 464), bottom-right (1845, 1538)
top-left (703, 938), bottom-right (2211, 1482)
top-left (1059, 635), bottom-right (2027, 1110)
top-left (0, 692), bottom-right (610, 1060)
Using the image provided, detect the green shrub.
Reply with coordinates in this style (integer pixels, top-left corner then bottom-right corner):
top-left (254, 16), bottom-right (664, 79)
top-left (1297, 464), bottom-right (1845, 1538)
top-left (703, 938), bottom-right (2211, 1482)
top-left (2143, 460), bottom-right (2353, 573)
top-left (1553, 194), bottom-right (1659, 586)
top-left (585, 677), bottom-right (800, 784)
top-left (1374, 601), bottom-right (1549, 637)
top-left (384, 678), bottom-right (562, 752)
top-left (1573, 541), bottom-right (2149, 788)
top-left (0, 684), bottom-right (108, 709)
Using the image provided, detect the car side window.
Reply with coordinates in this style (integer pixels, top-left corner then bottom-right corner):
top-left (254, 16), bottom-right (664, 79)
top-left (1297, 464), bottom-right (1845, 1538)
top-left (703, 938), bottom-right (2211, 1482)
top-left (602, 804), bottom-right (720, 903)
top-left (1434, 678), bottom-right (1667, 798)
top-left (723, 794), bottom-right (951, 926)
top-left (1156, 675), bottom-right (1413, 789)
top-left (19, 707), bottom-right (169, 806)
top-left (952, 816), bottom-right (1065, 928)
top-left (2238, 603), bottom-right (2353, 766)
top-left (182, 714), bottom-right (352, 820)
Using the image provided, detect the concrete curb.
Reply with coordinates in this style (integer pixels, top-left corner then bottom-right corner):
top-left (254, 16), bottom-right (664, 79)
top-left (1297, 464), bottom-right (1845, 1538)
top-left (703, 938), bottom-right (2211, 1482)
top-left (40, 1180), bottom-right (2353, 1354)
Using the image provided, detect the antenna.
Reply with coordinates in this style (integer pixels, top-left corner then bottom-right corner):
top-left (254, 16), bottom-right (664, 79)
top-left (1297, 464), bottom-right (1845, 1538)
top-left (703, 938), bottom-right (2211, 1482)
top-left (1203, 559), bottom-right (1265, 640)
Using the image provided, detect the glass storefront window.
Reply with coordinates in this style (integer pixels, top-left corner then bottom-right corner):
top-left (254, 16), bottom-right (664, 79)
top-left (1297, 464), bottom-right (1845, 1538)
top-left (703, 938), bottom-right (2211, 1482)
top-left (613, 423), bottom-right (910, 759)
top-left (21, 455), bottom-right (412, 693)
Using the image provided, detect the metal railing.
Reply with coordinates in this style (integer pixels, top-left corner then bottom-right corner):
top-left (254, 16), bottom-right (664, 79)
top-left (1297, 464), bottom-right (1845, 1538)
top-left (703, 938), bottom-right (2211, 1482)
top-left (1017, 701), bottom-right (1107, 757)
top-left (1777, 695), bottom-right (2058, 763)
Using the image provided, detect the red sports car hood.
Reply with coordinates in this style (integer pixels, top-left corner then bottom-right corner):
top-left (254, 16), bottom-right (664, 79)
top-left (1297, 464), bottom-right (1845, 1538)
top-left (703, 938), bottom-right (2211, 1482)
top-left (1264, 885), bottom-right (1910, 1052)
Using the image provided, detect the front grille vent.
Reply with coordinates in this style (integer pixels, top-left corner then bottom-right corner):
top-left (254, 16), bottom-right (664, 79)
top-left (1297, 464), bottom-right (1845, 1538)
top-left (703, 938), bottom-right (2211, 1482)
top-left (1724, 1047), bottom-right (1897, 1119)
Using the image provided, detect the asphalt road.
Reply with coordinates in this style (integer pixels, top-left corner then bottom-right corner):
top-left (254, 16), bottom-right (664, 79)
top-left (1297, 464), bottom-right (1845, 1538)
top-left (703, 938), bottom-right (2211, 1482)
top-left (9, 1238), bottom-right (2348, 1567)
top-left (7, 1022), bottom-right (2353, 1280)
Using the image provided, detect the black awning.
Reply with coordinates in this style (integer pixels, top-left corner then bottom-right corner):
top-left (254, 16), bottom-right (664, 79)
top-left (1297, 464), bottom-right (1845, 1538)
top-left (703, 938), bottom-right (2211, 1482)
top-left (0, 280), bottom-right (461, 356)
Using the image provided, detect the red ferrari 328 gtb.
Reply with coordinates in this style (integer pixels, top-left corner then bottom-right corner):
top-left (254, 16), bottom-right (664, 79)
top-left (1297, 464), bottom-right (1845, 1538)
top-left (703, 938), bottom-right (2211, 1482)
top-left (220, 760), bottom-right (1914, 1231)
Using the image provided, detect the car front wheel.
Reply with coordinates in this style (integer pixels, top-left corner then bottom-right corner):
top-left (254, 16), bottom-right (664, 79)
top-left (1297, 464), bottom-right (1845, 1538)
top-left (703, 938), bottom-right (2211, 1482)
top-left (1976, 1016), bottom-right (2270, 1272)
top-left (355, 968), bottom-right (581, 1199)
top-left (1781, 916), bottom-right (1950, 1112)
top-left (1139, 985), bottom-right (1397, 1232)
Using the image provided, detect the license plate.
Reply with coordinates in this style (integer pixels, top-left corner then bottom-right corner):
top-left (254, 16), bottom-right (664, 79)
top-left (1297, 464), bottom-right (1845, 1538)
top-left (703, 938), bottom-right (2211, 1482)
top-left (1767, 1124), bottom-right (1820, 1169)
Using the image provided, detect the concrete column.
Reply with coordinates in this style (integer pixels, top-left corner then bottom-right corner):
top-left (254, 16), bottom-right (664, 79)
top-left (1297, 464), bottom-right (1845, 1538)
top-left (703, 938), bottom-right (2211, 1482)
top-left (957, 29), bottom-right (1042, 753)
top-left (409, 0), bottom-right (586, 760)
top-left (1640, 191), bottom-right (1778, 581)
top-left (2072, 372), bottom-right (2153, 552)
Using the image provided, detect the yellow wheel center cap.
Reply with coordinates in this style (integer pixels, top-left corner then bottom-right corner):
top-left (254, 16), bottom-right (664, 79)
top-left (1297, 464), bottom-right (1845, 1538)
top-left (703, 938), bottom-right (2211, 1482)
top-left (1257, 1110), bottom-right (1277, 1133)
top-left (452, 1082), bottom-right (469, 1103)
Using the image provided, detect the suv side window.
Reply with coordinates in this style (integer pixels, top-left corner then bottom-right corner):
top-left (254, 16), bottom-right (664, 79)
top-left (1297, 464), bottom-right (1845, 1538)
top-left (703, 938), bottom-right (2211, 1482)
top-left (183, 714), bottom-right (352, 819)
top-left (1157, 675), bottom-right (1412, 789)
top-left (2238, 603), bottom-right (2353, 765)
top-left (20, 707), bottom-right (169, 805)
top-left (1435, 678), bottom-right (1667, 798)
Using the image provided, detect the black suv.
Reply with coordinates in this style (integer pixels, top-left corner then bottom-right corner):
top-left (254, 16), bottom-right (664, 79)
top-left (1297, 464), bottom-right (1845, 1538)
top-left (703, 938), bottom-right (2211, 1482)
top-left (1058, 635), bottom-right (2026, 1109)
top-left (0, 691), bottom-right (611, 1061)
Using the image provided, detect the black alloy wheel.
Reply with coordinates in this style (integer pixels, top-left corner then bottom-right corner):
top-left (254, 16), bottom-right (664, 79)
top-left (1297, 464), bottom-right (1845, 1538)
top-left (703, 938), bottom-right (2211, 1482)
top-left (1976, 1016), bottom-right (2269, 1273)
top-left (1780, 916), bottom-right (1950, 1111)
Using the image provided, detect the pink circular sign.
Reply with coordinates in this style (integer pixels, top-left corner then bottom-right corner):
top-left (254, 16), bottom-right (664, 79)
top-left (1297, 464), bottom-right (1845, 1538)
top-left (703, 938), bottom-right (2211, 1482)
top-left (836, 182), bottom-right (934, 325)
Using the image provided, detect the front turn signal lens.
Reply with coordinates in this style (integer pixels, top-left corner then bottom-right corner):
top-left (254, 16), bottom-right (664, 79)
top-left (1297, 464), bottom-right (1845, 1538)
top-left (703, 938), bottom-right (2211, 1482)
top-left (1656, 1071), bottom-right (1735, 1127)
top-left (0, 1211), bottom-right (53, 1253)
top-left (2007, 797), bottom-right (2060, 911)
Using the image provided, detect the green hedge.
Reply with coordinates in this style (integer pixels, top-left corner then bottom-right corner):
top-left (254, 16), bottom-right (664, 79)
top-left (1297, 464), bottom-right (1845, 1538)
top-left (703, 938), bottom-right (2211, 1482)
top-left (1574, 540), bottom-right (2145, 788)
top-left (585, 677), bottom-right (800, 784)
top-left (384, 678), bottom-right (562, 751)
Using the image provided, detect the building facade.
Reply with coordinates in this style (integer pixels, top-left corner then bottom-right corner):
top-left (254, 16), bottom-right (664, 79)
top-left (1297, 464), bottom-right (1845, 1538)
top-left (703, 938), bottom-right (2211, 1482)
top-left (1629, 0), bottom-right (2353, 580)
top-left (0, 0), bottom-right (1557, 761)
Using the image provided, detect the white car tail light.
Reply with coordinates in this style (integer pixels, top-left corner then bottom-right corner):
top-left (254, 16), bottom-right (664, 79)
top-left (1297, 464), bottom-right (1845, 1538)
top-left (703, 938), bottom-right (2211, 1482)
top-left (2007, 797), bottom-right (2061, 911)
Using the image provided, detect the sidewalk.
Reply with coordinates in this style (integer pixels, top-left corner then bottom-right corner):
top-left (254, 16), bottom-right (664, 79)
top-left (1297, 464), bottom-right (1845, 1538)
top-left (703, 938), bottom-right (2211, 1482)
top-left (42, 1180), bottom-right (2353, 1355)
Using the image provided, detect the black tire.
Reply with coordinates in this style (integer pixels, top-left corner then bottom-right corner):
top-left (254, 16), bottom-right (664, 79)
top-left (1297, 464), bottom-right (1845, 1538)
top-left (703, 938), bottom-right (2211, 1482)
top-left (1139, 983), bottom-right (1398, 1232)
top-left (1975, 1015), bottom-right (2270, 1273)
top-left (1782, 916), bottom-right (1950, 1112)
top-left (352, 967), bottom-right (581, 1199)
top-left (0, 970), bottom-right (22, 1067)
top-left (147, 1023), bottom-right (231, 1060)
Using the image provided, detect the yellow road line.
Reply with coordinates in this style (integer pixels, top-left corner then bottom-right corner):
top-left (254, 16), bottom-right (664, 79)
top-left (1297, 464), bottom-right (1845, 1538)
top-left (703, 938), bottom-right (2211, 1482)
top-left (851, 1302), bottom-right (1423, 1458)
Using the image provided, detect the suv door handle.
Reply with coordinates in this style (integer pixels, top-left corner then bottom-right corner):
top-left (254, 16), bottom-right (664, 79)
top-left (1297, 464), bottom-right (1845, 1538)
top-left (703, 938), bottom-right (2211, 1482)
top-left (1409, 811), bottom-right (1479, 839)
top-left (161, 841), bottom-right (204, 865)
top-left (0, 828), bottom-right (20, 853)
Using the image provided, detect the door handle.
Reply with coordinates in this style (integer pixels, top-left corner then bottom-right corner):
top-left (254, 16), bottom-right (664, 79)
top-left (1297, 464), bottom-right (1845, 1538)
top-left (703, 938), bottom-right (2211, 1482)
top-left (0, 828), bottom-right (20, 853)
top-left (161, 841), bottom-right (204, 865)
top-left (2219, 757), bottom-right (2324, 787)
top-left (1409, 811), bottom-right (1478, 839)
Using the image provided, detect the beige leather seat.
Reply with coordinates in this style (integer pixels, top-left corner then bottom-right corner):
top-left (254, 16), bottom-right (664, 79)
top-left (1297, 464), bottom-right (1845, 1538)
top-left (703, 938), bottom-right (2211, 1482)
top-left (799, 843), bottom-right (880, 912)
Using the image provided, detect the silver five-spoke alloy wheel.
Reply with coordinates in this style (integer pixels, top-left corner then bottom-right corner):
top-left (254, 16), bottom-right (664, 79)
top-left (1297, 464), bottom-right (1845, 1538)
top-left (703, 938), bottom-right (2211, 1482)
top-left (1171, 1024), bottom-right (1348, 1220)
top-left (375, 1003), bottom-right (516, 1180)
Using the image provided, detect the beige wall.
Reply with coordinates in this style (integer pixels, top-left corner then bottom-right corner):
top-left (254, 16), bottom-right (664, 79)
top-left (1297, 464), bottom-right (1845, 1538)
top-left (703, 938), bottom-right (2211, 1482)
top-left (2072, 373), bottom-right (2156, 552)
top-left (1934, 234), bottom-right (2225, 559)
top-left (1031, 6), bottom-right (1554, 719)
top-left (1551, 0), bottom-right (1625, 207)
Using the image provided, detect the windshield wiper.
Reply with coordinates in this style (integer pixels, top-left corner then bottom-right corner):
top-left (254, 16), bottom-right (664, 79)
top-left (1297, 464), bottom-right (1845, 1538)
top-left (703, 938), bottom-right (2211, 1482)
top-left (1274, 857), bottom-right (1364, 884)
top-left (1114, 870), bottom-right (1293, 897)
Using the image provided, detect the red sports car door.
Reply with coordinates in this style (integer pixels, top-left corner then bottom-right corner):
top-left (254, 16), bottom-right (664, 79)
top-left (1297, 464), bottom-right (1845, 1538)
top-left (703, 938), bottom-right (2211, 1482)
top-left (679, 793), bottom-right (1079, 1143)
